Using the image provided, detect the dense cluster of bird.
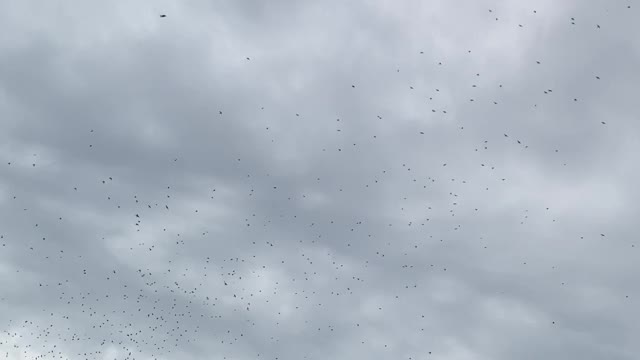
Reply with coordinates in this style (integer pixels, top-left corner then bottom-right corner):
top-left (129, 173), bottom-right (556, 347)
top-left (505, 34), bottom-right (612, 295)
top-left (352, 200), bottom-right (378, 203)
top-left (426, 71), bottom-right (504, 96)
top-left (0, 3), bottom-right (636, 360)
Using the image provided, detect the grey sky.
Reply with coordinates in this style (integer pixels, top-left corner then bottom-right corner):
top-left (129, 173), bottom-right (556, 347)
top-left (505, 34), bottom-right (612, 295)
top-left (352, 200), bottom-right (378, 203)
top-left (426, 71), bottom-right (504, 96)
top-left (1, 0), bottom-right (639, 359)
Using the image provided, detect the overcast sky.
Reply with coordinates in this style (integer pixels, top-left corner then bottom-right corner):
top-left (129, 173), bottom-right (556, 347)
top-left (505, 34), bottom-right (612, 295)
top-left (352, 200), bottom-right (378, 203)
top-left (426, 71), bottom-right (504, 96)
top-left (1, 0), bottom-right (639, 359)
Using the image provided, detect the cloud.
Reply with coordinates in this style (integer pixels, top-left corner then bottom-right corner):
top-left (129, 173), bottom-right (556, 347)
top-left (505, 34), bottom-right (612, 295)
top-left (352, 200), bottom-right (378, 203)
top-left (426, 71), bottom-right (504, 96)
top-left (1, 0), bottom-right (639, 359)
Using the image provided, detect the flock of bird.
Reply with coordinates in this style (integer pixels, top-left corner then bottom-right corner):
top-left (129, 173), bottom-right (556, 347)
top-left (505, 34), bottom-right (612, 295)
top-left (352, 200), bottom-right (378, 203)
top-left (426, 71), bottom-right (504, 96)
top-left (0, 3), bottom-right (637, 360)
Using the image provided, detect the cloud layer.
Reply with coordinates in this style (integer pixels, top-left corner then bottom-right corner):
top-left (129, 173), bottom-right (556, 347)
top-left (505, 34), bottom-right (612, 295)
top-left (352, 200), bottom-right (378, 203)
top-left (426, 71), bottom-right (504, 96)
top-left (1, 0), bottom-right (639, 359)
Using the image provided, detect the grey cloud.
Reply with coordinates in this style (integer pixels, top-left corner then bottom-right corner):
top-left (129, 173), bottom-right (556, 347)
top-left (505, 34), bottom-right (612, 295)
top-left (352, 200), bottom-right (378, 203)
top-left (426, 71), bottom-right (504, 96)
top-left (1, 0), bottom-right (639, 360)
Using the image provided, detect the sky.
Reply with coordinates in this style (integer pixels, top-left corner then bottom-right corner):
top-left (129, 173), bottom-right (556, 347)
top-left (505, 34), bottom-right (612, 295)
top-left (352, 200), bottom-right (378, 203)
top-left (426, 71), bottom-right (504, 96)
top-left (1, 0), bottom-right (639, 359)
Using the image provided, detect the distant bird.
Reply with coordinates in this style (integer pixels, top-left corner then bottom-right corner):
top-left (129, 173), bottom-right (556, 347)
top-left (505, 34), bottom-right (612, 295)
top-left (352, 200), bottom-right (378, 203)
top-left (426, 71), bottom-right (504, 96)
top-left (160, 14), bottom-right (167, 18)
